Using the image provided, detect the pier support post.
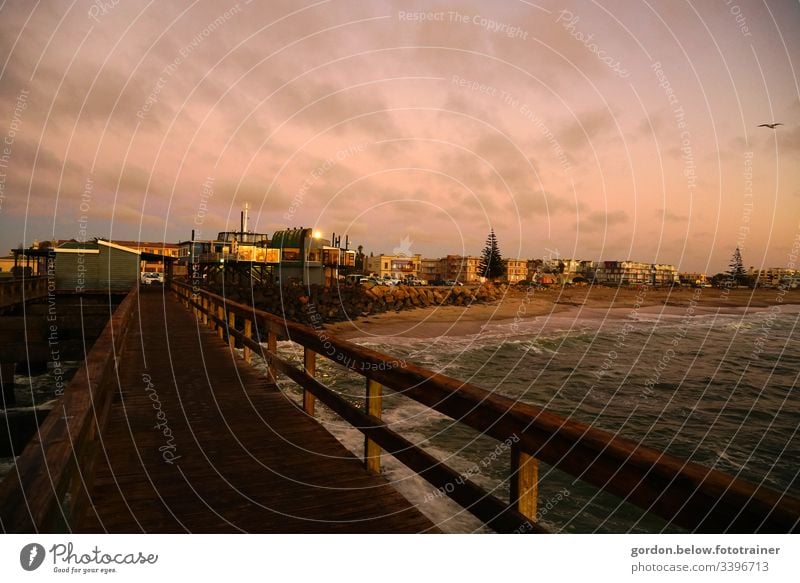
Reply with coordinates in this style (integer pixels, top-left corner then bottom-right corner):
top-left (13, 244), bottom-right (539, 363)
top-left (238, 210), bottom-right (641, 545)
top-left (228, 311), bottom-right (236, 350)
top-left (303, 348), bottom-right (316, 416)
top-left (267, 330), bottom-right (277, 382)
top-left (1, 362), bottom-right (16, 407)
top-left (207, 300), bottom-right (215, 329)
top-left (510, 445), bottom-right (538, 520)
top-left (364, 378), bottom-right (382, 474)
top-left (243, 319), bottom-right (252, 363)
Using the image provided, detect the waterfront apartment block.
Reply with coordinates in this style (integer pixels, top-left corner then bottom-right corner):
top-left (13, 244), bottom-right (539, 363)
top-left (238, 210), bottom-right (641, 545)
top-left (420, 258), bottom-right (441, 282)
top-left (750, 267), bottom-right (798, 288)
top-left (595, 261), bottom-right (679, 286)
top-left (651, 264), bottom-right (680, 286)
top-left (439, 255), bottom-right (481, 283)
top-left (505, 259), bottom-right (527, 283)
top-left (367, 253), bottom-right (422, 280)
top-left (679, 272), bottom-right (709, 286)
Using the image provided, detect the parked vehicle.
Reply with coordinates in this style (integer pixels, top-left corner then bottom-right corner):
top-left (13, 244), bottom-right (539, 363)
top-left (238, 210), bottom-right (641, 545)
top-left (140, 272), bottom-right (164, 285)
top-left (345, 274), bottom-right (368, 285)
top-left (403, 277), bottom-right (427, 286)
top-left (445, 280), bottom-right (463, 287)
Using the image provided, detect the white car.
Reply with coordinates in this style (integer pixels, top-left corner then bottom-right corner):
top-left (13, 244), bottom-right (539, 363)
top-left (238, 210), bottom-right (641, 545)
top-left (140, 272), bottom-right (164, 285)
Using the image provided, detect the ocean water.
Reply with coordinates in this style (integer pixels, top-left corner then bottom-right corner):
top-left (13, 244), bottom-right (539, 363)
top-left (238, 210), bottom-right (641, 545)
top-left (0, 361), bottom-right (81, 479)
top-left (266, 300), bottom-right (800, 533)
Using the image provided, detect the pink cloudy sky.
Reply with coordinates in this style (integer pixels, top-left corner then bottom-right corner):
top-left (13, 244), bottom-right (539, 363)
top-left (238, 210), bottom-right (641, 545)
top-left (0, 0), bottom-right (798, 273)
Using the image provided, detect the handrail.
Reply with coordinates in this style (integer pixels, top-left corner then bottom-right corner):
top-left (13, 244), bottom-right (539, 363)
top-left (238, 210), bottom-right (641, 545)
top-left (0, 276), bottom-right (48, 309)
top-left (171, 280), bottom-right (800, 533)
top-left (0, 287), bottom-right (139, 532)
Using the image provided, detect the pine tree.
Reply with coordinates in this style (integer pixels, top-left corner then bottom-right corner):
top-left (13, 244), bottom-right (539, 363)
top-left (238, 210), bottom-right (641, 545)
top-left (478, 229), bottom-right (505, 280)
top-left (728, 247), bottom-right (746, 285)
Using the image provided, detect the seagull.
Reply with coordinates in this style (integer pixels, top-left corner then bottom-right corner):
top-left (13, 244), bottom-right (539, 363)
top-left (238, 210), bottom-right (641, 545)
top-left (758, 123), bottom-right (783, 129)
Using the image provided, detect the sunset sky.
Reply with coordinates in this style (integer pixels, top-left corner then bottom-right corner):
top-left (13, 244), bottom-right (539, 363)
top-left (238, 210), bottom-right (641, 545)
top-left (0, 0), bottom-right (798, 273)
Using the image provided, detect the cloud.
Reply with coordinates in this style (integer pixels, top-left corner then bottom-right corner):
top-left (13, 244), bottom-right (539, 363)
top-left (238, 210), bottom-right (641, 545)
top-left (657, 207), bottom-right (688, 222)
top-left (514, 190), bottom-right (579, 218)
top-left (780, 125), bottom-right (800, 153)
top-left (559, 108), bottom-right (618, 153)
top-left (581, 209), bottom-right (629, 232)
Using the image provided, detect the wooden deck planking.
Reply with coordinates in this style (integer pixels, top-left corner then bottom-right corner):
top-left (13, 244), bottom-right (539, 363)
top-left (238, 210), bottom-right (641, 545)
top-left (79, 289), bottom-right (435, 533)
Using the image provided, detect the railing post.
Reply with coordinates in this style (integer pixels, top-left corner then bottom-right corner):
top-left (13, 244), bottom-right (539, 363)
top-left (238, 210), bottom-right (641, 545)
top-left (243, 318), bottom-right (252, 363)
top-left (303, 348), bottom-right (316, 416)
top-left (202, 297), bottom-right (209, 325)
top-left (228, 310), bottom-right (236, 350)
top-left (510, 445), bottom-right (538, 521)
top-left (364, 378), bottom-right (382, 474)
top-left (267, 328), bottom-right (277, 382)
top-left (217, 304), bottom-right (224, 339)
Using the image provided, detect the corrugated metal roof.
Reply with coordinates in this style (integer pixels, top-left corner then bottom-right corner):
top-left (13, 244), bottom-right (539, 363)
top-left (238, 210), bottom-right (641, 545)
top-left (269, 228), bottom-right (309, 249)
top-left (58, 241), bottom-right (99, 250)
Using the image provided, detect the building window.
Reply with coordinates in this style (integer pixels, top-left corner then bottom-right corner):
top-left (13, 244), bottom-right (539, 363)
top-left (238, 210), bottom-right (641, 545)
top-left (282, 248), bottom-right (300, 261)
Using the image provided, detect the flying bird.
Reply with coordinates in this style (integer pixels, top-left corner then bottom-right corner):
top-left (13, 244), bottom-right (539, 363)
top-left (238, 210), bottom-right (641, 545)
top-left (758, 123), bottom-right (783, 129)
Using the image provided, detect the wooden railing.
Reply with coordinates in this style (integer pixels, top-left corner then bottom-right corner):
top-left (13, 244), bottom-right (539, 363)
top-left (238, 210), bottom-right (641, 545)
top-left (171, 280), bottom-right (800, 533)
top-left (0, 288), bottom-right (139, 532)
top-left (0, 276), bottom-right (48, 310)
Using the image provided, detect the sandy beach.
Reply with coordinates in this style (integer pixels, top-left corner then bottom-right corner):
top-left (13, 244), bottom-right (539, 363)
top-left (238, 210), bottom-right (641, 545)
top-left (325, 285), bottom-right (800, 340)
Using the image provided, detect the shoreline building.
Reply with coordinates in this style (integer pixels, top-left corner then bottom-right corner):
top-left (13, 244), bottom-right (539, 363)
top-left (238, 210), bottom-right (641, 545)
top-left (595, 261), bottom-right (679, 286)
top-left (420, 258), bottom-right (442, 283)
top-left (651, 264), bottom-right (680, 286)
top-left (269, 228), bottom-right (327, 286)
top-left (367, 253), bottom-right (422, 281)
top-left (439, 255), bottom-right (481, 283)
top-left (534, 258), bottom-right (596, 284)
top-left (505, 259), bottom-right (527, 283)
top-left (112, 240), bottom-right (180, 275)
top-left (679, 272), bottom-right (709, 286)
top-left (750, 267), bottom-right (798, 288)
top-left (54, 239), bottom-right (140, 292)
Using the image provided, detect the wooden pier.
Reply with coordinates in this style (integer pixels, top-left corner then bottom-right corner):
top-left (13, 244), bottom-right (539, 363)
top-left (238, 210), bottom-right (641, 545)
top-left (0, 276), bottom-right (48, 311)
top-left (1, 281), bottom-right (798, 534)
